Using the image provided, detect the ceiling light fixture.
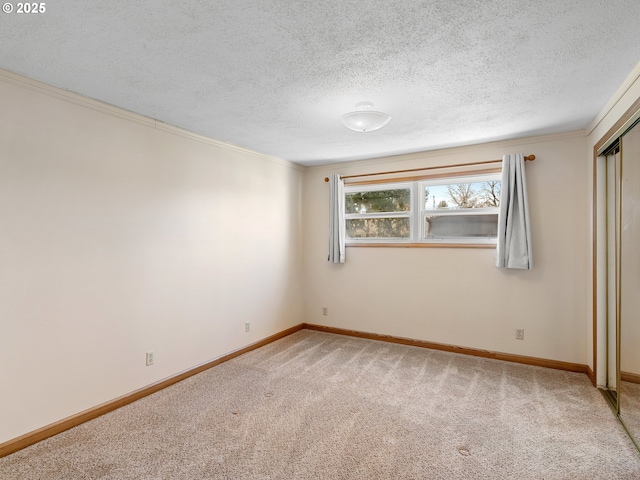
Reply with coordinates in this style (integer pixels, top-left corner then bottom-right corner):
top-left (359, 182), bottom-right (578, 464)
top-left (340, 102), bottom-right (391, 132)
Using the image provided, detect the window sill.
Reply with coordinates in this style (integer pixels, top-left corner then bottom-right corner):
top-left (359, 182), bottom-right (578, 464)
top-left (346, 243), bottom-right (496, 249)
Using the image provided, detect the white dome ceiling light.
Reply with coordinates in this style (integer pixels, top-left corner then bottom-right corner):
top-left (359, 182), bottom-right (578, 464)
top-left (340, 102), bottom-right (391, 132)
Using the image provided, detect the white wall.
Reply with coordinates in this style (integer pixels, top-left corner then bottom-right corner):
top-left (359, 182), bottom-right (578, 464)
top-left (0, 72), bottom-right (303, 444)
top-left (303, 133), bottom-right (590, 365)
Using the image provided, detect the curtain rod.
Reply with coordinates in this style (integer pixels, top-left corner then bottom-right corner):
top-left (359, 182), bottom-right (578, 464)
top-left (323, 155), bottom-right (535, 182)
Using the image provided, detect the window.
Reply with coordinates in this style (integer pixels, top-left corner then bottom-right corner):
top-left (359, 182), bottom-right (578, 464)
top-left (345, 184), bottom-right (412, 240)
top-left (421, 174), bottom-right (501, 243)
top-left (344, 172), bottom-right (501, 245)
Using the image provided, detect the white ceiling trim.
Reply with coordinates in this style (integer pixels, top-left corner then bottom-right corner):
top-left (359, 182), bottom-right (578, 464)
top-left (587, 60), bottom-right (640, 136)
top-left (0, 68), bottom-right (155, 128)
top-left (308, 130), bottom-right (587, 173)
top-left (0, 68), bottom-right (302, 171)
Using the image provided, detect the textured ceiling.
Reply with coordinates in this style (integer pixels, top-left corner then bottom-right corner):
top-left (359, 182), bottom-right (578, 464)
top-left (1, 1), bottom-right (639, 166)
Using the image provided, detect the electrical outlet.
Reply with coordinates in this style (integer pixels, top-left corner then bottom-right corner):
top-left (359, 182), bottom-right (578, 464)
top-left (515, 329), bottom-right (525, 340)
top-left (146, 351), bottom-right (154, 366)
top-left (245, 322), bottom-right (250, 333)
top-left (322, 307), bottom-right (328, 316)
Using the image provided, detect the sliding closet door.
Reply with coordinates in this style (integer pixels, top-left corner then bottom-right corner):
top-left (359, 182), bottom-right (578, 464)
top-left (606, 152), bottom-right (620, 395)
top-left (620, 122), bottom-right (640, 446)
top-left (595, 149), bottom-right (621, 400)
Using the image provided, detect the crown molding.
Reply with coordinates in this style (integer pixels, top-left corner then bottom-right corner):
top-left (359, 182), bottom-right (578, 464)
top-left (308, 130), bottom-right (586, 174)
top-left (0, 68), bottom-right (302, 172)
top-left (587, 60), bottom-right (640, 137)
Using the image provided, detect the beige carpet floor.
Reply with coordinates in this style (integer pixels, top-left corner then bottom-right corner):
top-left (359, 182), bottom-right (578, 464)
top-left (1, 330), bottom-right (640, 479)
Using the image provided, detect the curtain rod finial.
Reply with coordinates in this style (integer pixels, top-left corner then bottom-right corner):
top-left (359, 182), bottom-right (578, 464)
top-left (525, 155), bottom-right (535, 161)
top-left (324, 177), bottom-right (329, 182)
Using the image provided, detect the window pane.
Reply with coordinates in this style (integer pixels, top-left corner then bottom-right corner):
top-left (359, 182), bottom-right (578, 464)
top-left (345, 189), bottom-right (411, 214)
top-left (347, 217), bottom-right (410, 239)
top-left (424, 180), bottom-right (501, 210)
top-left (425, 214), bottom-right (498, 239)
